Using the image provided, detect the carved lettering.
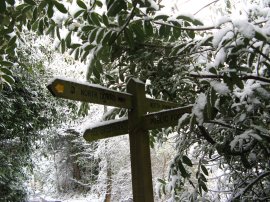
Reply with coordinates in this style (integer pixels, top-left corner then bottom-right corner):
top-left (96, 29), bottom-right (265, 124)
top-left (100, 92), bottom-right (116, 102)
top-left (70, 85), bottom-right (75, 94)
top-left (81, 89), bottom-right (98, 99)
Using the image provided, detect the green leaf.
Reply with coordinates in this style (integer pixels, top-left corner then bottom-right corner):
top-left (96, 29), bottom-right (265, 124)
top-left (107, 0), bottom-right (126, 17)
top-left (154, 15), bottom-right (169, 21)
top-left (108, 31), bottom-right (117, 45)
top-left (193, 19), bottom-right (204, 26)
top-left (159, 24), bottom-right (166, 37)
top-left (96, 28), bottom-right (105, 43)
top-left (178, 160), bottom-right (189, 178)
top-left (177, 14), bottom-right (203, 26)
top-left (81, 49), bottom-right (90, 61)
top-left (199, 181), bottom-right (208, 192)
top-left (38, 0), bottom-right (47, 10)
top-left (47, 2), bottom-right (54, 18)
top-left (255, 31), bottom-right (267, 42)
top-left (95, 0), bottom-right (103, 7)
top-left (53, 1), bottom-right (68, 13)
top-left (82, 25), bottom-right (95, 32)
top-left (96, 60), bottom-right (103, 73)
top-left (200, 173), bottom-right (207, 182)
top-left (182, 155), bottom-right (193, 167)
top-left (0, 0), bottom-right (6, 13)
top-left (131, 22), bottom-right (144, 41)
top-left (124, 28), bottom-right (134, 48)
top-left (84, 44), bottom-right (95, 51)
top-left (102, 30), bottom-right (112, 45)
top-left (6, 0), bottom-right (15, 5)
top-left (89, 28), bottom-right (98, 43)
top-left (74, 47), bottom-right (80, 60)
top-left (90, 12), bottom-right (101, 26)
top-left (0, 67), bottom-right (13, 75)
top-left (201, 165), bottom-right (208, 176)
top-left (65, 32), bottom-right (72, 48)
top-left (248, 53), bottom-right (255, 67)
top-left (33, 6), bottom-right (38, 20)
top-left (73, 9), bottom-right (84, 18)
top-left (157, 178), bottom-right (166, 184)
top-left (8, 36), bottom-right (16, 46)
top-left (102, 14), bottom-right (109, 27)
top-left (32, 20), bottom-right (39, 31)
top-left (24, 0), bottom-right (36, 5)
top-left (38, 19), bottom-right (44, 34)
top-left (70, 43), bottom-right (81, 49)
top-left (56, 27), bottom-right (61, 40)
top-left (144, 21), bottom-right (153, 36)
top-left (0, 61), bottom-right (13, 66)
top-left (173, 27), bottom-right (181, 39)
top-left (77, 0), bottom-right (87, 9)
top-left (2, 74), bottom-right (15, 86)
top-left (93, 63), bottom-right (100, 80)
top-left (61, 39), bottom-right (65, 53)
top-left (189, 114), bottom-right (196, 132)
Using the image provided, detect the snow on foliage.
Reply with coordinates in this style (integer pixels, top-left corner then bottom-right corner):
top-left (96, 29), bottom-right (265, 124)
top-left (192, 93), bottom-right (207, 125)
top-left (230, 129), bottom-right (262, 150)
top-left (210, 80), bottom-right (230, 95)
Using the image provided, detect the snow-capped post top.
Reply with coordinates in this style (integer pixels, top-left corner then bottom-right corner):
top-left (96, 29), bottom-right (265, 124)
top-left (47, 77), bottom-right (193, 202)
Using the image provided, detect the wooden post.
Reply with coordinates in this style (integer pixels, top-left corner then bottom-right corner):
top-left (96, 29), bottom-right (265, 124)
top-left (48, 77), bottom-right (193, 201)
top-left (127, 78), bottom-right (154, 202)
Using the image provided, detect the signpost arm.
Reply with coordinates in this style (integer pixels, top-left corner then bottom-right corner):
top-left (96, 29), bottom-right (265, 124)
top-left (127, 78), bottom-right (154, 202)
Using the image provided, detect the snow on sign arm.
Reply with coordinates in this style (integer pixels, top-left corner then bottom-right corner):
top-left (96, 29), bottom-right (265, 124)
top-left (47, 77), bottom-right (133, 109)
top-left (47, 77), bottom-right (182, 112)
top-left (83, 117), bottom-right (129, 141)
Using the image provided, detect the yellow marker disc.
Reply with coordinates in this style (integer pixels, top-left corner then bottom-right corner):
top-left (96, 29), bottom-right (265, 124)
top-left (55, 83), bottom-right (65, 93)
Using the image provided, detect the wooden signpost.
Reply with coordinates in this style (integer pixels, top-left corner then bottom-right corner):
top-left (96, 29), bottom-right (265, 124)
top-left (47, 77), bottom-right (192, 202)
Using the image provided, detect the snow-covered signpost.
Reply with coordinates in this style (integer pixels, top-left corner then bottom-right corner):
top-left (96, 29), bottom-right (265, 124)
top-left (47, 77), bottom-right (192, 202)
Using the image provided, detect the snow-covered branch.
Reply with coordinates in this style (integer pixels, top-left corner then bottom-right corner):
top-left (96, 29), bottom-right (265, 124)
top-left (190, 73), bottom-right (270, 83)
top-left (231, 171), bottom-right (270, 201)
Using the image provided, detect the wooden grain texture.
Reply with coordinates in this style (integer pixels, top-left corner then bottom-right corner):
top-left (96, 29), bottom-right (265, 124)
top-left (47, 78), bottom-right (133, 109)
top-left (127, 78), bottom-right (154, 202)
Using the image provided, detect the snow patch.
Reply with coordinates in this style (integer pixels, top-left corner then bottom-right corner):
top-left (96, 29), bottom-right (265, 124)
top-left (233, 19), bottom-right (255, 39)
top-left (192, 93), bottom-right (207, 125)
top-left (210, 80), bottom-right (230, 95)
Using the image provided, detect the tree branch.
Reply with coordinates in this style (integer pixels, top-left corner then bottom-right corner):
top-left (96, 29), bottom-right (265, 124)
top-left (198, 125), bottom-right (216, 145)
top-left (250, 44), bottom-right (270, 63)
top-left (193, 0), bottom-right (220, 16)
top-left (153, 21), bottom-right (216, 31)
top-left (207, 120), bottom-right (244, 132)
top-left (232, 171), bottom-right (270, 200)
top-left (190, 73), bottom-right (270, 83)
top-left (114, 1), bottom-right (138, 41)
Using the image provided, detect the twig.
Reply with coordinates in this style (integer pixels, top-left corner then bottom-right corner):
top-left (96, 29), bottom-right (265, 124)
top-left (193, 0), bottom-right (220, 16)
top-left (207, 120), bottom-right (244, 132)
top-left (198, 125), bottom-right (216, 145)
top-left (250, 44), bottom-right (270, 63)
top-left (89, 0), bottom-right (97, 11)
top-left (232, 171), bottom-right (270, 200)
top-left (189, 73), bottom-right (270, 83)
top-left (153, 21), bottom-right (216, 31)
top-left (114, 2), bottom-right (138, 41)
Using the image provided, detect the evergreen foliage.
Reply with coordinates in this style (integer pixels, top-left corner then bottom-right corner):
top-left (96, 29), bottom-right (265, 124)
top-left (1, 0), bottom-right (270, 201)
